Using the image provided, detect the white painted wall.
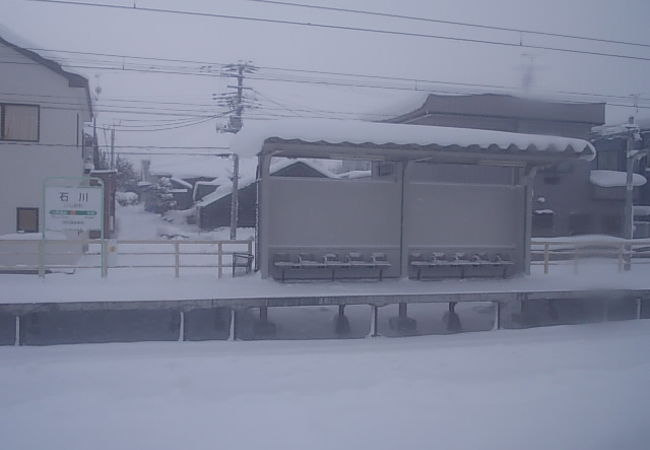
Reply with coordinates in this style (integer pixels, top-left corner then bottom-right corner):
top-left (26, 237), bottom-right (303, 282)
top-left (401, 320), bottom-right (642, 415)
top-left (0, 41), bottom-right (91, 236)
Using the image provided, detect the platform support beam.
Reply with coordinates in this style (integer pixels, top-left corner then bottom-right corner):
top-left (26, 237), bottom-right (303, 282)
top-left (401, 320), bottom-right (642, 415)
top-left (14, 315), bottom-right (20, 346)
top-left (178, 310), bottom-right (185, 342)
top-left (229, 309), bottom-right (237, 341)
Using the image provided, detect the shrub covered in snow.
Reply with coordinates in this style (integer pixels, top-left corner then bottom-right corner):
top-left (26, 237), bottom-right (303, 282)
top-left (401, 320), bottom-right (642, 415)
top-left (116, 191), bottom-right (139, 206)
top-left (145, 177), bottom-right (177, 214)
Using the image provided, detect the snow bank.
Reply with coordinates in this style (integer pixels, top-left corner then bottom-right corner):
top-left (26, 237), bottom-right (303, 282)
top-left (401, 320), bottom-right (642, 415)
top-left (590, 170), bottom-right (647, 188)
top-left (1, 323), bottom-right (650, 450)
top-left (230, 119), bottom-right (596, 159)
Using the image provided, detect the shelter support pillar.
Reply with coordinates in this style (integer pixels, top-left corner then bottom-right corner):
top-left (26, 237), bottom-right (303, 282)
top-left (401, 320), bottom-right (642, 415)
top-left (399, 161), bottom-right (410, 279)
top-left (523, 167), bottom-right (538, 275)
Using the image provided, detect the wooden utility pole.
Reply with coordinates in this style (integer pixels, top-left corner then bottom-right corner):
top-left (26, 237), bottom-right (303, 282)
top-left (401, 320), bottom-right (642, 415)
top-left (214, 61), bottom-right (258, 239)
top-left (230, 153), bottom-right (239, 240)
top-left (110, 126), bottom-right (115, 170)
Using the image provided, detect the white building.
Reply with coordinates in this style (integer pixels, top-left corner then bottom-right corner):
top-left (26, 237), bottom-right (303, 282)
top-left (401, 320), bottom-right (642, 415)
top-left (0, 28), bottom-right (93, 237)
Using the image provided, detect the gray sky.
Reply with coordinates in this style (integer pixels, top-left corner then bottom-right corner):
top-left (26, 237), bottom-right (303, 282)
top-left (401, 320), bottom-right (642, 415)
top-left (3, 0), bottom-right (650, 173)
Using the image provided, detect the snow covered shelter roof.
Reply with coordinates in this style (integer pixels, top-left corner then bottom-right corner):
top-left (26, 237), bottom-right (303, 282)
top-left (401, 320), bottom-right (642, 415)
top-left (231, 119), bottom-right (596, 163)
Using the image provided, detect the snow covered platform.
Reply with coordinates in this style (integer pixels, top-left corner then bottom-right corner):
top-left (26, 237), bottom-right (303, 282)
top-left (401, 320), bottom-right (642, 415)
top-left (1, 264), bottom-right (650, 345)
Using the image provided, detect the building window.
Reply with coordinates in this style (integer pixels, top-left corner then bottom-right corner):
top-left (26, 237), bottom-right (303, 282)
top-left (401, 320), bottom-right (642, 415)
top-left (377, 161), bottom-right (395, 177)
top-left (533, 210), bottom-right (555, 231)
top-left (1, 104), bottom-right (40, 141)
top-left (602, 215), bottom-right (622, 235)
top-left (16, 207), bottom-right (39, 233)
top-left (541, 161), bottom-right (573, 185)
top-left (597, 150), bottom-right (620, 171)
top-left (569, 213), bottom-right (591, 235)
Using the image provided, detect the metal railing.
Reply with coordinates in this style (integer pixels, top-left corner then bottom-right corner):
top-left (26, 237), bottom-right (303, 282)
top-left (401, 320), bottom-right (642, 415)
top-left (531, 238), bottom-right (650, 274)
top-left (4, 237), bottom-right (650, 278)
top-left (0, 239), bottom-right (254, 278)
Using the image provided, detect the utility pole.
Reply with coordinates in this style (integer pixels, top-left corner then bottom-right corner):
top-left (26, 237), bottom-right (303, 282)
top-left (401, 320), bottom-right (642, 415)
top-left (214, 61), bottom-right (258, 134)
top-left (214, 61), bottom-right (258, 240)
top-left (623, 117), bottom-right (649, 270)
top-left (110, 126), bottom-right (115, 170)
top-left (229, 153), bottom-right (239, 240)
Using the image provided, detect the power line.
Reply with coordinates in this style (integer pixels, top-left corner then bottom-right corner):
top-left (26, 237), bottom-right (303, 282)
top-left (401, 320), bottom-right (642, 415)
top-left (26, 0), bottom-right (650, 63)
top-left (5, 58), bottom-right (649, 112)
top-left (115, 152), bottom-right (228, 157)
top-left (244, 0), bottom-right (650, 49)
top-left (3, 49), bottom-right (650, 106)
top-left (0, 142), bottom-right (230, 149)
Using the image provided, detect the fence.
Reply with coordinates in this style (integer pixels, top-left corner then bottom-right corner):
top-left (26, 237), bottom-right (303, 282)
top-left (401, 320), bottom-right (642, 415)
top-left (0, 239), bottom-right (254, 278)
top-left (531, 238), bottom-right (650, 274)
top-left (4, 237), bottom-right (650, 278)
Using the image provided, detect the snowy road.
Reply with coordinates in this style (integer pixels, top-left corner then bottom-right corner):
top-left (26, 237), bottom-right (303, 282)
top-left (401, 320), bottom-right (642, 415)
top-left (1, 321), bottom-right (649, 450)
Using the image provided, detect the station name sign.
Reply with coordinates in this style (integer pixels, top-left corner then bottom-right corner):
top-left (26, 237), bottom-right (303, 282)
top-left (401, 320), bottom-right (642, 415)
top-left (44, 179), bottom-right (103, 234)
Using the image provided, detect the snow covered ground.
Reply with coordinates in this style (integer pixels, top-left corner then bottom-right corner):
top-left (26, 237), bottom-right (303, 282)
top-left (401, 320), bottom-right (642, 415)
top-left (2, 255), bottom-right (650, 304)
top-left (1, 321), bottom-right (649, 450)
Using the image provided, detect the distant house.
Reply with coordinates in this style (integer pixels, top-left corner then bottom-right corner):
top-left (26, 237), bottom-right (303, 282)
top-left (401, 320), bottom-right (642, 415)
top-left (380, 93), bottom-right (638, 237)
top-left (192, 179), bottom-right (220, 203)
top-left (0, 28), bottom-right (93, 237)
top-left (591, 119), bottom-right (650, 236)
top-left (196, 160), bottom-right (336, 229)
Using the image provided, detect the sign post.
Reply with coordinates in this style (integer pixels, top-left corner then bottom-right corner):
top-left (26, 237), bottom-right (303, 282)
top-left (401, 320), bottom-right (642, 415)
top-left (42, 177), bottom-right (104, 276)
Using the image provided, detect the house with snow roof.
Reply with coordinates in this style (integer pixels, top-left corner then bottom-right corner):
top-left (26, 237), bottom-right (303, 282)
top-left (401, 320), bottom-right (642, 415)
top-left (591, 119), bottom-right (650, 236)
top-left (0, 27), bottom-right (93, 237)
top-left (196, 159), bottom-right (337, 229)
top-left (379, 93), bottom-right (642, 237)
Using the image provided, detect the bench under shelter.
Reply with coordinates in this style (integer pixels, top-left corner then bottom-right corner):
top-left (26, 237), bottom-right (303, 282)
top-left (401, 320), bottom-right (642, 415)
top-left (230, 119), bottom-right (595, 282)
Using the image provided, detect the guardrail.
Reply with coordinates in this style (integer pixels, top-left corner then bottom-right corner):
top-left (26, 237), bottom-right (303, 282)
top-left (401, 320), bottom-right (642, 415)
top-left (0, 239), bottom-right (254, 278)
top-left (531, 238), bottom-right (650, 274)
top-left (3, 237), bottom-right (650, 278)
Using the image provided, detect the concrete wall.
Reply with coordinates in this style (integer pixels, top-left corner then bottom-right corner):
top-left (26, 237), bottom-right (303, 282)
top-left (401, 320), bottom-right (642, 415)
top-left (0, 42), bottom-right (91, 236)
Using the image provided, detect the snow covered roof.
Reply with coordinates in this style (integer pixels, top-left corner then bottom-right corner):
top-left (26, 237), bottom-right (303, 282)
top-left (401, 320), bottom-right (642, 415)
top-left (592, 118), bottom-right (650, 138)
top-left (197, 158), bottom-right (338, 207)
top-left (339, 170), bottom-right (372, 179)
top-left (170, 177), bottom-right (193, 189)
top-left (0, 24), bottom-right (93, 115)
top-left (590, 170), bottom-right (647, 188)
top-left (230, 119), bottom-right (596, 161)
